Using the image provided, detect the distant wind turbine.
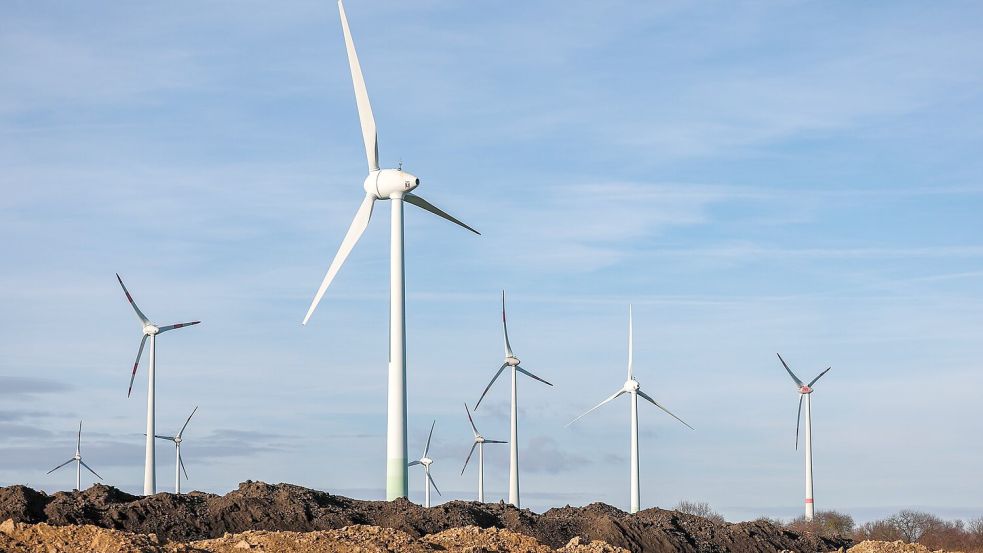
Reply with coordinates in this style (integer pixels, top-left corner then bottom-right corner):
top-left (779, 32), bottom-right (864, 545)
top-left (567, 305), bottom-right (693, 514)
top-left (155, 406), bottom-right (198, 494)
top-left (461, 403), bottom-right (506, 502)
top-left (116, 273), bottom-right (200, 495)
top-left (408, 421), bottom-right (441, 508)
top-left (474, 291), bottom-right (552, 508)
top-left (47, 420), bottom-right (102, 491)
top-left (776, 353), bottom-right (831, 521)
top-left (301, 0), bottom-right (479, 501)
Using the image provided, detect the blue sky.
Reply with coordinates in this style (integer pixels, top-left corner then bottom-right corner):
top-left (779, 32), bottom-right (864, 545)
top-left (1, 0), bottom-right (982, 523)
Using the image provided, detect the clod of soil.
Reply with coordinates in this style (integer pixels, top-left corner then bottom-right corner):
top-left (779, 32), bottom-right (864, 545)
top-left (0, 482), bottom-right (852, 552)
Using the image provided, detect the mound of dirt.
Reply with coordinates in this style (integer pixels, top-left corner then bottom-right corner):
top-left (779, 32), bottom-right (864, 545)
top-left (0, 519), bottom-right (626, 553)
top-left (848, 540), bottom-right (960, 553)
top-left (0, 482), bottom-right (852, 552)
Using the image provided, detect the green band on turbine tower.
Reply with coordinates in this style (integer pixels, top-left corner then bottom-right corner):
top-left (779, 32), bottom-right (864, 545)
top-left (386, 458), bottom-right (408, 500)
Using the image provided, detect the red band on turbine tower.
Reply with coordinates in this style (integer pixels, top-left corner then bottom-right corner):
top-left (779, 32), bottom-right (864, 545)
top-left (805, 499), bottom-right (814, 504)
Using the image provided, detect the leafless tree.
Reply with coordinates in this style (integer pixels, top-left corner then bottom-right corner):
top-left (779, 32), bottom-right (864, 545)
top-left (674, 501), bottom-right (726, 524)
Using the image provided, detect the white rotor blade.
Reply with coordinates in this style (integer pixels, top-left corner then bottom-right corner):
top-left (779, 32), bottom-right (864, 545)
top-left (516, 366), bottom-right (552, 387)
top-left (427, 470), bottom-right (442, 497)
top-left (179, 450), bottom-right (189, 480)
top-left (474, 363), bottom-right (508, 410)
top-left (502, 291), bottom-right (513, 357)
top-left (76, 420), bottom-right (82, 453)
top-left (303, 193), bottom-right (376, 325)
top-left (464, 403), bottom-right (479, 437)
top-left (116, 273), bottom-right (150, 325)
top-left (808, 367), bottom-right (831, 388)
top-left (127, 334), bottom-right (148, 398)
top-left (178, 406), bottom-right (198, 438)
top-left (637, 389), bottom-right (694, 430)
top-left (423, 420), bottom-right (435, 458)
top-left (461, 442), bottom-right (478, 475)
top-left (46, 458), bottom-right (75, 474)
top-left (795, 394), bottom-right (803, 450)
top-left (158, 321), bottom-right (201, 334)
top-left (79, 459), bottom-right (102, 480)
top-left (404, 193), bottom-right (480, 235)
top-left (777, 353), bottom-right (804, 387)
top-left (484, 439), bottom-right (507, 444)
top-left (627, 305), bottom-right (634, 380)
top-left (338, 0), bottom-right (378, 172)
top-left (154, 435), bottom-right (176, 442)
top-left (408, 460), bottom-right (422, 467)
top-left (566, 389), bottom-right (625, 427)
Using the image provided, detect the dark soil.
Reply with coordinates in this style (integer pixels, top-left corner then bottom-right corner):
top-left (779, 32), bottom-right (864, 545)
top-left (0, 481), bottom-right (850, 552)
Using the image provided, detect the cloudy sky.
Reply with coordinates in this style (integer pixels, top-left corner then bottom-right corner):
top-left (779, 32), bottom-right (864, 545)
top-left (1, 0), bottom-right (982, 523)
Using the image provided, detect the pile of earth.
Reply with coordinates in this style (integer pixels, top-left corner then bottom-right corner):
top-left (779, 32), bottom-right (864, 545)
top-left (848, 541), bottom-right (964, 553)
top-left (0, 481), bottom-right (851, 552)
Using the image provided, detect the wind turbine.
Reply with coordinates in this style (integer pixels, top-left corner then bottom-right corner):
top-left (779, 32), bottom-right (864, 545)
top-left (461, 403), bottom-right (506, 502)
top-left (117, 273), bottom-right (200, 495)
top-left (301, 0), bottom-right (479, 502)
top-left (154, 406), bottom-right (197, 495)
top-left (567, 305), bottom-right (693, 514)
top-left (47, 420), bottom-right (102, 491)
top-left (776, 353), bottom-right (831, 521)
top-left (474, 291), bottom-right (552, 508)
top-left (408, 420), bottom-right (441, 508)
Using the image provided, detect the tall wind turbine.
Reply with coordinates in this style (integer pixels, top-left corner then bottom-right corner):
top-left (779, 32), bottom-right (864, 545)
top-left (567, 306), bottom-right (693, 514)
top-left (474, 291), bottom-right (552, 508)
top-left (302, 0), bottom-right (479, 501)
top-left (461, 403), bottom-right (506, 502)
top-left (408, 420), bottom-right (441, 508)
top-left (154, 406), bottom-right (197, 494)
top-left (117, 273), bottom-right (200, 495)
top-left (776, 353), bottom-right (831, 521)
top-left (47, 420), bottom-right (102, 491)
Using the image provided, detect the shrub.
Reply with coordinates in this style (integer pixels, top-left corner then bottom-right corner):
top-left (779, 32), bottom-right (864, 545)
top-left (674, 501), bottom-right (726, 524)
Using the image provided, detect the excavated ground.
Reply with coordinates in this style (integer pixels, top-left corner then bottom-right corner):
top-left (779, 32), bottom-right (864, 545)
top-left (0, 482), bottom-right (851, 552)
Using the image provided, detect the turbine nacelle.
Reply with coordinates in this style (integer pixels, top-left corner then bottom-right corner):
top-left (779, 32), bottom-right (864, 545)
top-left (420, 457), bottom-right (433, 467)
top-left (799, 385), bottom-right (813, 394)
top-left (505, 355), bottom-right (520, 367)
top-left (363, 169), bottom-right (420, 199)
top-left (143, 324), bottom-right (160, 336)
top-left (623, 379), bottom-right (640, 393)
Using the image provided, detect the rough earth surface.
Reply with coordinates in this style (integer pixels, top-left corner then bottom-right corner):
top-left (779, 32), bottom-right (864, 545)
top-left (848, 540), bottom-right (963, 553)
top-left (0, 482), bottom-right (852, 552)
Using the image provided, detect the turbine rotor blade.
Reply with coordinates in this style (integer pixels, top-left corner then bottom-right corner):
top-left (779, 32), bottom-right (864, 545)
top-left (179, 451), bottom-right (189, 480)
top-left (79, 459), bottom-right (102, 480)
top-left (158, 321), bottom-right (201, 333)
top-left (178, 406), bottom-right (198, 438)
top-left (427, 471), bottom-right (442, 497)
top-left (464, 403), bottom-right (479, 437)
top-left (484, 439), bottom-right (507, 444)
top-left (423, 420), bottom-right (435, 458)
top-left (502, 291), bottom-right (513, 357)
top-left (303, 193), bottom-right (376, 325)
top-left (461, 442), bottom-right (478, 475)
top-left (516, 366), bottom-right (553, 387)
top-left (46, 458), bottom-right (75, 474)
top-left (777, 353), bottom-right (804, 387)
top-left (404, 193), bottom-right (480, 235)
top-left (407, 460), bottom-right (422, 467)
top-left (76, 420), bottom-right (82, 452)
top-left (127, 334), bottom-right (148, 398)
top-left (116, 273), bottom-right (150, 325)
top-left (808, 367), bottom-right (831, 388)
top-left (338, 0), bottom-right (379, 171)
top-left (566, 389), bottom-right (625, 427)
top-left (637, 389), bottom-right (694, 430)
top-left (154, 435), bottom-right (176, 442)
top-left (628, 304), bottom-right (634, 380)
top-left (796, 394), bottom-right (803, 450)
top-left (474, 363), bottom-right (508, 410)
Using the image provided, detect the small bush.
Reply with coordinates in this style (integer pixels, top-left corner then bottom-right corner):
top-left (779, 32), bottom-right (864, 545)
top-left (674, 500), bottom-right (726, 524)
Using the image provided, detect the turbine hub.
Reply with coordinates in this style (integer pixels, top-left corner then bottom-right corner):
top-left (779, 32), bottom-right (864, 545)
top-left (174, 437), bottom-right (182, 444)
top-left (363, 169), bottom-right (420, 199)
top-left (475, 436), bottom-right (485, 444)
top-left (421, 457), bottom-right (432, 466)
top-left (799, 385), bottom-right (812, 394)
top-left (143, 324), bottom-right (159, 336)
top-left (505, 356), bottom-right (520, 366)
top-left (624, 379), bottom-right (640, 392)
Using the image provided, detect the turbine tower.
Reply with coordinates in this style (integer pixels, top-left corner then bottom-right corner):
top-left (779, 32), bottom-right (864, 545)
top-left (474, 291), bottom-right (552, 508)
top-left (461, 403), bottom-right (506, 502)
top-left (408, 420), bottom-right (441, 508)
top-left (776, 353), bottom-right (831, 521)
top-left (567, 305), bottom-right (693, 514)
top-left (47, 420), bottom-right (102, 491)
top-left (302, 0), bottom-right (479, 501)
top-left (154, 406), bottom-right (197, 494)
top-left (117, 273), bottom-right (200, 495)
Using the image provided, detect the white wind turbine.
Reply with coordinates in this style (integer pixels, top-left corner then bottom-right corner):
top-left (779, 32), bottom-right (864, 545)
top-left (302, 0), bottom-right (479, 501)
top-left (154, 406), bottom-right (197, 495)
top-left (461, 403), bottom-right (507, 502)
top-left (47, 420), bottom-right (102, 491)
top-left (117, 273), bottom-right (200, 495)
top-left (567, 305), bottom-right (693, 514)
top-left (408, 420), bottom-right (441, 508)
top-left (474, 291), bottom-right (552, 508)
top-left (776, 353), bottom-right (831, 521)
